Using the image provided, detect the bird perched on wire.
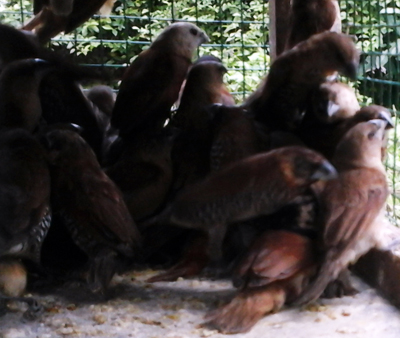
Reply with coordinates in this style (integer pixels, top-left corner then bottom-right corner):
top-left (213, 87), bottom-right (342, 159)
top-left (40, 128), bottom-right (141, 294)
top-left (246, 32), bottom-right (359, 132)
top-left (294, 119), bottom-right (390, 306)
top-left (285, 0), bottom-right (341, 50)
top-left (111, 22), bottom-right (209, 142)
top-left (150, 147), bottom-right (337, 272)
top-left (204, 230), bottom-right (317, 333)
top-left (22, 0), bottom-right (111, 43)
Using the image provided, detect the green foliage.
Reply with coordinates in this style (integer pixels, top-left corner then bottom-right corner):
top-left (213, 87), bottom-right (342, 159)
top-left (0, 0), bottom-right (269, 101)
top-left (341, 0), bottom-right (400, 109)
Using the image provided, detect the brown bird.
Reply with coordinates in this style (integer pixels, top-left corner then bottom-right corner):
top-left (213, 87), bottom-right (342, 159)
top-left (294, 119), bottom-right (389, 305)
top-left (0, 129), bottom-right (50, 319)
top-left (204, 230), bottom-right (317, 333)
top-left (40, 128), bottom-right (141, 293)
top-left (0, 58), bottom-right (55, 132)
top-left (22, 0), bottom-right (110, 43)
top-left (209, 104), bottom-right (265, 172)
top-left (298, 104), bottom-right (393, 160)
top-left (86, 85), bottom-right (117, 159)
top-left (285, 0), bottom-right (341, 50)
top-left (155, 146), bottom-right (337, 270)
top-left (247, 32), bottom-right (359, 132)
top-left (294, 81), bottom-right (360, 157)
top-left (38, 69), bottom-right (106, 161)
top-left (194, 56), bottom-right (235, 106)
top-left (176, 55), bottom-right (235, 108)
top-left (111, 23), bottom-right (209, 141)
top-left (0, 129), bottom-right (51, 263)
top-left (170, 60), bottom-right (230, 191)
top-left (307, 82), bottom-right (360, 123)
top-left (86, 85), bottom-right (116, 122)
top-left (332, 105), bottom-right (394, 161)
top-left (105, 128), bottom-right (176, 221)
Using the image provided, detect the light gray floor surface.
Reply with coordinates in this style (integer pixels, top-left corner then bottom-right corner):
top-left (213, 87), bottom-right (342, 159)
top-left (1, 270), bottom-right (399, 338)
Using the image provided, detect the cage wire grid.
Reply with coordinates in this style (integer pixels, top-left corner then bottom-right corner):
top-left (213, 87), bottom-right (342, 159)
top-left (0, 0), bottom-right (400, 224)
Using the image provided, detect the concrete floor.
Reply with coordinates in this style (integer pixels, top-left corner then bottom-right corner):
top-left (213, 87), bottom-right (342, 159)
top-left (1, 270), bottom-right (400, 338)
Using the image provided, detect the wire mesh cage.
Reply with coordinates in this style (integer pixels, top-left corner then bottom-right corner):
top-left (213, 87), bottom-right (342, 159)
top-left (0, 0), bottom-right (399, 223)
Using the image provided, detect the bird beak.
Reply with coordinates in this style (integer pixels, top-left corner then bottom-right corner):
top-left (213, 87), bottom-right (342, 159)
top-left (378, 110), bottom-right (395, 129)
top-left (201, 32), bottom-right (210, 44)
top-left (368, 119), bottom-right (387, 140)
top-left (311, 160), bottom-right (338, 181)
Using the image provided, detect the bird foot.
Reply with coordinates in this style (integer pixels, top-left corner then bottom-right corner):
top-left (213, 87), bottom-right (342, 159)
top-left (22, 298), bottom-right (43, 321)
top-left (0, 296), bottom-right (43, 321)
top-left (322, 269), bottom-right (358, 299)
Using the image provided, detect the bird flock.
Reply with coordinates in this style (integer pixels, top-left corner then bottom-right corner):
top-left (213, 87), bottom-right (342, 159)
top-left (0, 0), bottom-right (395, 334)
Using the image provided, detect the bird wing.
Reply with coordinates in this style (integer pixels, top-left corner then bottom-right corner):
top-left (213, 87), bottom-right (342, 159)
top-left (112, 50), bottom-right (189, 135)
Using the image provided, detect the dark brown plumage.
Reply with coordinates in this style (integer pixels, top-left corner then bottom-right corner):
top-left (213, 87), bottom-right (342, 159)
top-left (285, 0), bottom-right (341, 50)
top-left (170, 60), bottom-right (230, 191)
top-left (204, 230), bottom-right (317, 333)
top-left (294, 119), bottom-right (389, 305)
top-left (209, 104), bottom-right (265, 171)
top-left (298, 104), bottom-right (393, 160)
top-left (247, 32), bottom-right (359, 132)
top-left (86, 85), bottom-right (116, 120)
top-left (22, 0), bottom-right (110, 43)
top-left (105, 129), bottom-right (175, 221)
top-left (176, 55), bottom-right (235, 107)
top-left (40, 129), bottom-right (140, 293)
top-left (0, 58), bottom-right (54, 132)
top-left (192, 55), bottom-right (235, 106)
top-left (111, 23), bottom-right (209, 141)
top-left (157, 146), bottom-right (337, 268)
top-left (38, 70), bottom-right (105, 161)
top-left (0, 129), bottom-right (51, 264)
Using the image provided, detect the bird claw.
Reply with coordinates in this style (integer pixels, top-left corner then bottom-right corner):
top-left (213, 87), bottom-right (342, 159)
top-left (22, 298), bottom-right (43, 321)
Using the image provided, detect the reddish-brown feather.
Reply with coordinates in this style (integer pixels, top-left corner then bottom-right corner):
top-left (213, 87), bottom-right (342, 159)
top-left (43, 129), bottom-right (140, 253)
top-left (247, 32), bottom-right (359, 132)
top-left (204, 230), bottom-right (317, 334)
top-left (294, 119), bottom-right (389, 305)
top-left (285, 0), bottom-right (341, 50)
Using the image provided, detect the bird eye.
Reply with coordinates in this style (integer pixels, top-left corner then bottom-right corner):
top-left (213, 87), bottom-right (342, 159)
top-left (367, 131), bottom-right (376, 140)
top-left (190, 28), bottom-right (198, 36)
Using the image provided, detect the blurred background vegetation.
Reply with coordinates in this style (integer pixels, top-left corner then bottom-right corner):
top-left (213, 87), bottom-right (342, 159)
top-left (1, 0), bottom-right (400, 223)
